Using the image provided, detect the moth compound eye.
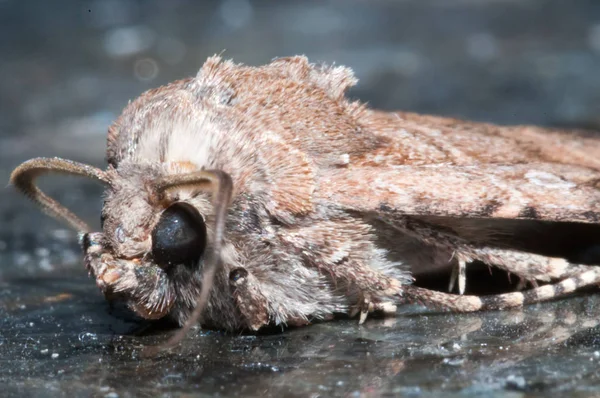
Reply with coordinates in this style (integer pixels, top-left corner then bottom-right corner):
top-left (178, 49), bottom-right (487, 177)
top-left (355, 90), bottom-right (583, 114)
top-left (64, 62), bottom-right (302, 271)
top-left (151, 202), bottom-right (207, 269)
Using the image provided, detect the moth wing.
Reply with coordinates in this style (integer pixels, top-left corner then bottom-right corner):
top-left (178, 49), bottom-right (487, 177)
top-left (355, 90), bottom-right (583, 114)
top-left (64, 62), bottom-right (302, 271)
top-left (320, 111), bottom-right (600, 224)
top-left (320, 163), bottom-right (600, 224)
top-left (366, 111), bottom-right (600, 171)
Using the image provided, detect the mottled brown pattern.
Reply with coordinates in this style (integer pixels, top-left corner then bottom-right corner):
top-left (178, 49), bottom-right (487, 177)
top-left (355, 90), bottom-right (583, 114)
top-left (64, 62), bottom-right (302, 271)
top-left (320, 163), bottom-right (600, 223)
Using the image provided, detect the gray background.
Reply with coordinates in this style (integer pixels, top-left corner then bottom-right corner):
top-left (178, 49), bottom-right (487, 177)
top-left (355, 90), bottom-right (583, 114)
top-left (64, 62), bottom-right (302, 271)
top-left (1, 0), bottom-right (600, 396)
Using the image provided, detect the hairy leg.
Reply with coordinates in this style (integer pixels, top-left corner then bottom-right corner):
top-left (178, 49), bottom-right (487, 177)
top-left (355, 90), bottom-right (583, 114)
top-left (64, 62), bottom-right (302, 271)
top-left (380, 215), bottom-right (591, 295)
top-left (278, 217), bottom-right (410, 322)
top-left (228, 267), bottom-right (270, 330)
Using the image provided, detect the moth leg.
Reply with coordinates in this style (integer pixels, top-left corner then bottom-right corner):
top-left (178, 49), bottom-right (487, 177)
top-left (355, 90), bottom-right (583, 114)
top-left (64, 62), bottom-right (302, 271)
top-left (228, 267), bottom-right (270, 330)
top-left (280, 218), bottom-right (408, 324)
top-left (349, 292), bottom-right (398, 324)
top-left (228, 266), bottom-right (326, 329)
top-left (515, 277), bottom-right (538, 291)
top-left (350, 292), bottom-right (373, 324)
top-left (457, 246), bottom-right (589, 283)
top-left (377, 301), bottom-right (399, 315)
top-left (401, 266), bottom-right (600, 312)
top-left (448, 258), bottom-right (467, 294)
top-left (385, 215), bottom-right (588, 290)
top-left (450, 246), bottom-right (589, 295)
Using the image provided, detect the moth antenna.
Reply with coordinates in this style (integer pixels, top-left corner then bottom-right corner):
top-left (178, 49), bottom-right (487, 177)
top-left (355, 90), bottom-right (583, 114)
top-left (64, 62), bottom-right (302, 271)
top-left (143, 169), bottom-right (233, 356)
top-left (9, 157), bottom-right (109, 233)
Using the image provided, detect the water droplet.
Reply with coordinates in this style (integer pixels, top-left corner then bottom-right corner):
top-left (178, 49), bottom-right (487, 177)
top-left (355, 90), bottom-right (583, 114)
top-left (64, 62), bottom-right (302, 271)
top-left (78, 332), bottom-right (98, 343)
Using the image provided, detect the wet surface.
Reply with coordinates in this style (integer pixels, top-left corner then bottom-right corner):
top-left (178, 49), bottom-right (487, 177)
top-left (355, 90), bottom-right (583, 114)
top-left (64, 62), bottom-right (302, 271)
top-left (4, 277), bottom-right (600, 397)
top-left (2, 1), bottom-right (600, 396)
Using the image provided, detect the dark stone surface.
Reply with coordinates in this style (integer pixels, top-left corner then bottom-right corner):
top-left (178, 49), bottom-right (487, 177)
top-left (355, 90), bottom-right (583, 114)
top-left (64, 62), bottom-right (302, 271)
top-left (2, 1), bottom-right (600, 396)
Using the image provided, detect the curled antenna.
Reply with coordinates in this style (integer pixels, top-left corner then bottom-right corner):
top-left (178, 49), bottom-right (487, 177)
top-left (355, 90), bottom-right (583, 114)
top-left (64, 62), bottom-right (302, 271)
top-left (9, 157), bottom-right (110, 233)
top-left (143, 169), bottom-right (233, 356)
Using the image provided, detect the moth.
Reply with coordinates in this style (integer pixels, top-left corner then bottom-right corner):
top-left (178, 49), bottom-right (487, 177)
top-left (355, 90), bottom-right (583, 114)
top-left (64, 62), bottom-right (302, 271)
top-left (10, 56), bottom-right (600, 349)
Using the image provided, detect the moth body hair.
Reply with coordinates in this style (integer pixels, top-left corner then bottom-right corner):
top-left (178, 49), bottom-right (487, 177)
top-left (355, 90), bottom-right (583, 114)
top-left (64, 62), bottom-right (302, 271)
top-left (10, 56), bottom-right (600, 347)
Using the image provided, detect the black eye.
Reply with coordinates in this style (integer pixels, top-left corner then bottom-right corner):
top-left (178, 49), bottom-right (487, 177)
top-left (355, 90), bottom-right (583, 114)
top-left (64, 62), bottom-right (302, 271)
top-left (151, 203), bottom-right (207, 268)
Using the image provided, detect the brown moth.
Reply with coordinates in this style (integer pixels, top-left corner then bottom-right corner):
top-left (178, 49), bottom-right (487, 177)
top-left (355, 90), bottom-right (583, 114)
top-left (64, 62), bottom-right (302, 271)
top-left (10, 56), bottom-right (600, 349)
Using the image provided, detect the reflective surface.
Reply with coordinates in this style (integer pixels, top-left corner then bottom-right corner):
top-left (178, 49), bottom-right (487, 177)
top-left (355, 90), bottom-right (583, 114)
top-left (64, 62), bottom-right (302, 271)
top-left (2, 1), bottom-right (600, 396)
top-left (3, 276), bottom-right (600, 396)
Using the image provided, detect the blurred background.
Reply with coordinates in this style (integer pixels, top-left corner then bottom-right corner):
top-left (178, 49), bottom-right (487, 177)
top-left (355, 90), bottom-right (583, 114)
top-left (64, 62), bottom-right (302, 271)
top-left (2, 1), bottom-right (600, 396)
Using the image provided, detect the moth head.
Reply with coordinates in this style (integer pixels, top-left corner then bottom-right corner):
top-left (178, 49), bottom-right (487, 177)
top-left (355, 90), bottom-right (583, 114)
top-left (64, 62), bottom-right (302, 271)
top-left (9, 157), bottom-right (232, 351)
top-left (98, 164), bottom-right (215, 272)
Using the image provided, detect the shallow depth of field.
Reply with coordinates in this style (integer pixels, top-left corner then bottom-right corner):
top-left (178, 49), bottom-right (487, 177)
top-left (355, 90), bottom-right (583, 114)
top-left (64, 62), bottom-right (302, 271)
top-left (1, 1), bottom-right (600, 396)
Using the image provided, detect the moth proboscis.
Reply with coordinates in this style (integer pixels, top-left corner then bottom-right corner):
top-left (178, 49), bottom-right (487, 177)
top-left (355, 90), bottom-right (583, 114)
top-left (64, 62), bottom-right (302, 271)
top-left (9, 56), bottom-right (600, 353)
